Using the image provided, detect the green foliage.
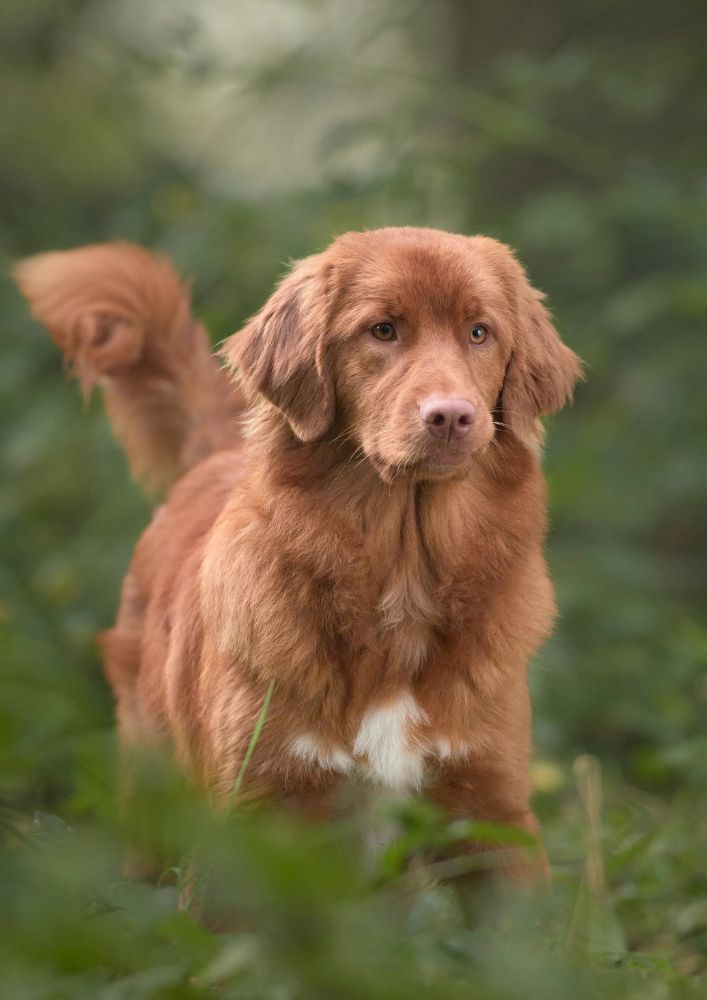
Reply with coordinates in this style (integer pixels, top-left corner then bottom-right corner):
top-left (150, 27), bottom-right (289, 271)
top-left (1, 0), bottom-right (705, 996)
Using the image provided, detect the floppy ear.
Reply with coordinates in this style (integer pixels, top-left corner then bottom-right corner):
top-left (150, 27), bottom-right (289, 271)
top-left (221, 256), bottom-right (334, 443)
top-left (501, 268), bottom-right (582, 437)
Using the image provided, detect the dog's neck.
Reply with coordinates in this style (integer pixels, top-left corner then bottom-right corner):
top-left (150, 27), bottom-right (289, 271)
top-left (247, 406), bottom-right (543, 584)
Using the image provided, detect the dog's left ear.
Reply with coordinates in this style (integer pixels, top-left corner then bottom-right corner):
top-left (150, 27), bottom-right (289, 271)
top-left (501, 262), bottom-right (582, 436)
top-left (221, 255), bottom-right (335, 443)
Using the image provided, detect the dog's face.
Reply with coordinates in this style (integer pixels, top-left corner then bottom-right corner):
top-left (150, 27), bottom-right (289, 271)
top-left (329, 231), bottom-right (517, 480)
top-left (225, 228), bottom-right (581, 481)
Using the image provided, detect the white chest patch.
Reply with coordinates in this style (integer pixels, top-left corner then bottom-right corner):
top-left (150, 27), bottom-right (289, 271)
top-left (290, 695), bottom-right (473, 792)
top-left (290, 734), bottom-right (353, 775)
top-left (352, 693), bottom-right (428, 791)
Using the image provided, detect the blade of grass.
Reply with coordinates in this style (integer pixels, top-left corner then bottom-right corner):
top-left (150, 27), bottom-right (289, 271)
top-left (566, 754), bottom-right (609, 954)
top-left (228, 681), bottom-right (275, 810)
top-left (574, 753), bottom-right (605, 898)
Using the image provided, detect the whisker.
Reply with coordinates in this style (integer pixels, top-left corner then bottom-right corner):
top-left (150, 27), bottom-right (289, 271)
top-left (329, 436), bottom-right (369, 490)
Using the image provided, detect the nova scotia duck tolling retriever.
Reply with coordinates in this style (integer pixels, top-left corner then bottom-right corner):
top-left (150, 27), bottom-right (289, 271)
top-left (15, 227), bottom-right (582, 882)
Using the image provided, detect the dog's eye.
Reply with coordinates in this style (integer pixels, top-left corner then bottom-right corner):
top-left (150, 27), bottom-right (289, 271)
top-left (371, 322), bottom-right (397, 342)
top-left (469, 324), bottom-right (489, 345)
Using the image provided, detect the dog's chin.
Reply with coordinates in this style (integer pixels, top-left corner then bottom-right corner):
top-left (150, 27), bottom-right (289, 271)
top-left (412, 461), bottom-right (474, 483)
top-left (367, 447), bottom-right (479, 485)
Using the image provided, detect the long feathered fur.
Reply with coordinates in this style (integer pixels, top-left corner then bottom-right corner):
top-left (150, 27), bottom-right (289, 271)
top-left (14, 242), bottom-right (245, 493)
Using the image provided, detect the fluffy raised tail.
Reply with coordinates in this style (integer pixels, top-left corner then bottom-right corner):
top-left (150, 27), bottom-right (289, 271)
top-left (14, 242), bottom-right (245, 493)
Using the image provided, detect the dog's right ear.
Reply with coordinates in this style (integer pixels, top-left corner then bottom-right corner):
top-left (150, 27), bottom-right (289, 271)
top-left (221, 256), bottom-right (335, 443)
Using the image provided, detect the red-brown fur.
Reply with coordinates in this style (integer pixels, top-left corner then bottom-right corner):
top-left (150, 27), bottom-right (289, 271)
top-left (16, 227), bottom-right (581, 880)
top-left (14, 242), bottom-right (246, 492)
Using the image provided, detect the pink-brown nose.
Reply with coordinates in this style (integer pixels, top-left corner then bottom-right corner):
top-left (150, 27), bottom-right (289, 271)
top-left (420, 397), bottom-right (476, 441)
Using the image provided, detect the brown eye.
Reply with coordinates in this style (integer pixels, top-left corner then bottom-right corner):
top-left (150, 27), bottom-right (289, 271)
top-left (469, 323), bottom-right (489, 345)
top-left (371, 322), bottom-right (397, 342)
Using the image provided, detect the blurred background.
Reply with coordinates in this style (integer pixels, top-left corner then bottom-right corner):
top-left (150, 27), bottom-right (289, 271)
top-left (1, 1), bottom-right (705, 997)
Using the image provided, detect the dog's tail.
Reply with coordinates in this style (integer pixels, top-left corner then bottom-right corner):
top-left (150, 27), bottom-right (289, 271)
top-left (14, 242), bottom-right (245, 493)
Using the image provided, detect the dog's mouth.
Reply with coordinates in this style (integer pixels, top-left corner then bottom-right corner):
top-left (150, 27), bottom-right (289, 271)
top-left (360, 415), bottom-right (495, 484)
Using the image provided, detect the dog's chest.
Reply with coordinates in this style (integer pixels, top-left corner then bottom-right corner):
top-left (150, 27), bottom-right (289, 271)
top-left (289, 567), bottom-right (469, 793)
top-left (288, 506), bottom-right (471, 791)
top-left (374, 554), bottom-right (442, 676)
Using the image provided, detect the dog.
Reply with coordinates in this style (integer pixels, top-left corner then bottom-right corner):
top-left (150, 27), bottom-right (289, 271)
top-left (15, 227), bottom-right (581, 881)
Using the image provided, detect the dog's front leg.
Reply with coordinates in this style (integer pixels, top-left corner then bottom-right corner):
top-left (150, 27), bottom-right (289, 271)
top-left (424, 755), bottom-right (548, 886)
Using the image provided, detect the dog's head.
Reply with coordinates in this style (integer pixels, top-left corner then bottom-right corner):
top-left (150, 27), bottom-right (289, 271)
top-left (224, 227), bottom-right (581, 480)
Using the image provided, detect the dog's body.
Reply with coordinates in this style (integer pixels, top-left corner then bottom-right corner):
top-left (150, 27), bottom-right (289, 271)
top-left (16, 228), bottom-right (580, 876)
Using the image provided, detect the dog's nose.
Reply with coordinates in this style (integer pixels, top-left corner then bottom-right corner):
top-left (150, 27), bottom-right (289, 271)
top-left (420, 397), bottom-right (476, 440)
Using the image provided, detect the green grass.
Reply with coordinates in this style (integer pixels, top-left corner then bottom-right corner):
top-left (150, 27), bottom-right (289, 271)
top-left (0, 657), bottom-right (704, 1000)
top-left (229, 682), bottom-right (276, 811)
